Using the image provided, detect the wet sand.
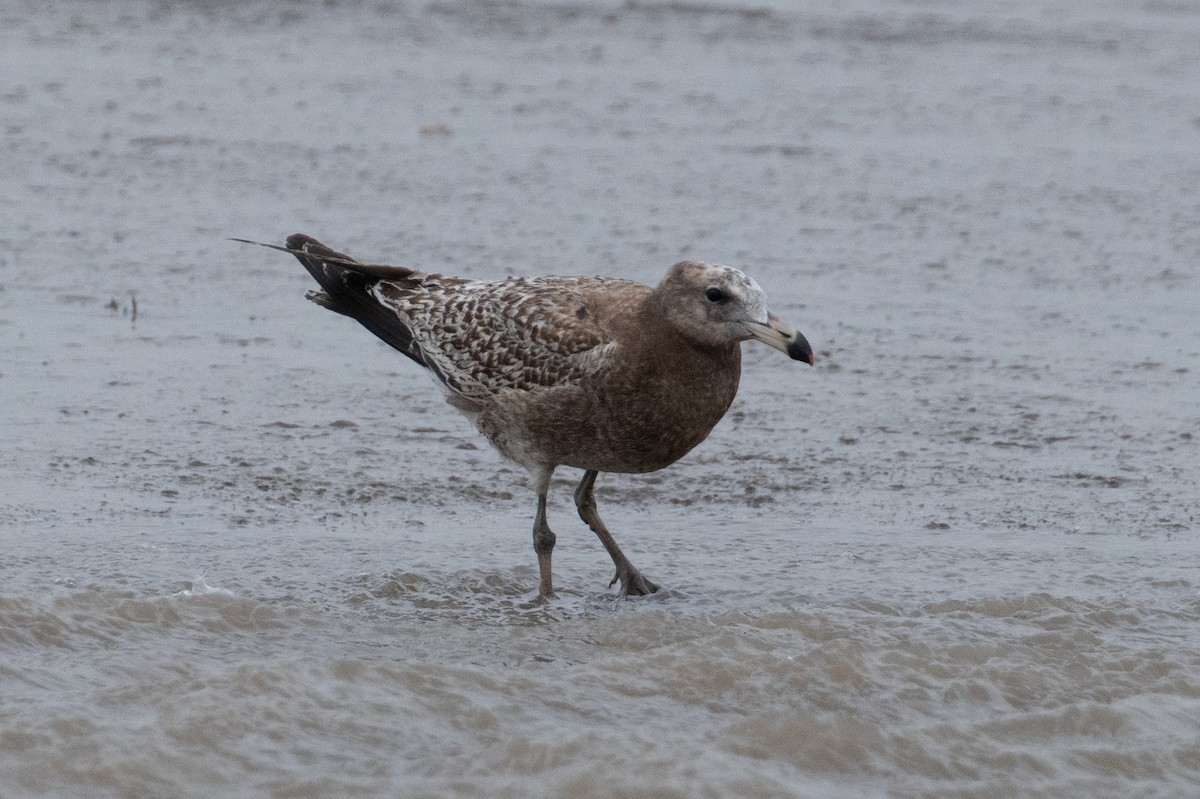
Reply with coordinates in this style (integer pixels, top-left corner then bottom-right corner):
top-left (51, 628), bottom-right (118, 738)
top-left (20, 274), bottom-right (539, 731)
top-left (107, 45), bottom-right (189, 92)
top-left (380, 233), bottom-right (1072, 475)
top-left (2, 1), bottom-right (1199, 797)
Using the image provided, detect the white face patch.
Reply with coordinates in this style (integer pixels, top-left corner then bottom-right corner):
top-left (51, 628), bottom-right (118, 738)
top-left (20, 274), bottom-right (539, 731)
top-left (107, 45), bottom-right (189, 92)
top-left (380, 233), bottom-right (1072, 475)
top-left (702, 263), bottom-right (770, 323)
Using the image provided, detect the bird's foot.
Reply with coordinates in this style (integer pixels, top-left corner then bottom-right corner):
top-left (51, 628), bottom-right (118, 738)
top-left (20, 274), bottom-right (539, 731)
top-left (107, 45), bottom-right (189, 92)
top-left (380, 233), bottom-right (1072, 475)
top-left (609, 562), bottom-right (659, 597)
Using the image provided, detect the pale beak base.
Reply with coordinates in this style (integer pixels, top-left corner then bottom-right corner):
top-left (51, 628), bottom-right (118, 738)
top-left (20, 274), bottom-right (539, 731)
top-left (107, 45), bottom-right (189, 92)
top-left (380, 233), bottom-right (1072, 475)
top-left (746, 317), bottom-right (814, 365)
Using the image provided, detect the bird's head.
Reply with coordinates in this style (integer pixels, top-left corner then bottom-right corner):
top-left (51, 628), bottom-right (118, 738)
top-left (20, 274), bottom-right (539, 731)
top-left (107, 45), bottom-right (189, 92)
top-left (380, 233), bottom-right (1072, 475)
top-left (654, 260), bottom-right (814, 364)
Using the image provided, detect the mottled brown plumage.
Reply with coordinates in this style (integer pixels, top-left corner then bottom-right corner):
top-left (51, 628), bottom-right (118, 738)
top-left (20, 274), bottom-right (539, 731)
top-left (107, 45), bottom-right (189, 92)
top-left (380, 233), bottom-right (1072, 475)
top-left (245, 233), bottom-right (813, 597)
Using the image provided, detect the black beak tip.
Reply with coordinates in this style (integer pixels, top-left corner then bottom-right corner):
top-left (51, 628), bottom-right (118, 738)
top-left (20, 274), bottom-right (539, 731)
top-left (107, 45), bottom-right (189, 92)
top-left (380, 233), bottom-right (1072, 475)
top-left (788, 333), bottom-right (814, 365)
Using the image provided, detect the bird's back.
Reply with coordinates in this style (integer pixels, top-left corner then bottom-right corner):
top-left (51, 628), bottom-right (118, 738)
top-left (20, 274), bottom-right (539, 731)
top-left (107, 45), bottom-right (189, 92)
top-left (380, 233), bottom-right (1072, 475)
top-left (370, 271), bottom-right (646, 405)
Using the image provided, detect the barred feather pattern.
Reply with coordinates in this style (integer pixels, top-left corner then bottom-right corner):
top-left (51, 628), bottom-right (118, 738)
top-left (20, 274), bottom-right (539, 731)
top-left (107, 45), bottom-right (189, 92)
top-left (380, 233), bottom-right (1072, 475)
top-left (371, 274), bottom-right (642, 403)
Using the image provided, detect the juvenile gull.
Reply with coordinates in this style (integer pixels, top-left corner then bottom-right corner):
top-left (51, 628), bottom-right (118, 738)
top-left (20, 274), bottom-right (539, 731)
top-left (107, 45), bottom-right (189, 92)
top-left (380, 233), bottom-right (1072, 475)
top-left (246, 234), bottom-right (813, 597)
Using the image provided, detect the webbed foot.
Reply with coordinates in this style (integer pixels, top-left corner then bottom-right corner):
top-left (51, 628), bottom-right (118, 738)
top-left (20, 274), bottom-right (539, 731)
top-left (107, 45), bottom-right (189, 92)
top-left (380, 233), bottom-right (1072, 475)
top-left (609, 562), bottom-right (659, 596)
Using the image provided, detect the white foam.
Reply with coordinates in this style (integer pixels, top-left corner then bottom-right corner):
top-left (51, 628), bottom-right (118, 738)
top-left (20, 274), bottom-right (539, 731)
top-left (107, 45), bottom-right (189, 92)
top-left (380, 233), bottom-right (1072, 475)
top-left (175, 571), bottom-right (235, 598)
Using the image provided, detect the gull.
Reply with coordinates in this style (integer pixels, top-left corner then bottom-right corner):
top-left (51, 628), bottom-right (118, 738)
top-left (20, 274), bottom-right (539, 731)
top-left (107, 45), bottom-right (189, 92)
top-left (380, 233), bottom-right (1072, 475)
top-left (238, 234), bottom-right (813, 597)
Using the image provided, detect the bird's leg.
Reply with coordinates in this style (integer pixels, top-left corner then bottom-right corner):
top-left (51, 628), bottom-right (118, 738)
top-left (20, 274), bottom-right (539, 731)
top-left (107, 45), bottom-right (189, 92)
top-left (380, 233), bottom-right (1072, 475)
top-left (532, 492), bottom-right (557, 598)
top-left (573, 470), bottom-right (659, 596)
top-left (529, 465), bottom-right (557, 598)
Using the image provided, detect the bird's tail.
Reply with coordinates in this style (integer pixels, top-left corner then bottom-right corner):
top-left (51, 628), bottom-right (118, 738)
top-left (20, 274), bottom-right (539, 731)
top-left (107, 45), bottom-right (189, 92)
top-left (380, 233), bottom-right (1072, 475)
top-left (231, 233), bottom-right (427, 365)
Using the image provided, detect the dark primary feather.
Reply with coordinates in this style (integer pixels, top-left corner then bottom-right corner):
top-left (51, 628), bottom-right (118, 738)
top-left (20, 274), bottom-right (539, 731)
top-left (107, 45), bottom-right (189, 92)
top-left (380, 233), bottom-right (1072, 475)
top-left (284, 233), bottom-right (427, 366)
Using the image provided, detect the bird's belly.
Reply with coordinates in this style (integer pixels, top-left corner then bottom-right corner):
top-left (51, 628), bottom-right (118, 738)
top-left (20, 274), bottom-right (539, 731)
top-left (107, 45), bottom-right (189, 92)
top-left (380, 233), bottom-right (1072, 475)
top-left (479, 375), bottom-right (737, 474)
top-left (568, 406), bottom-right (721, 473)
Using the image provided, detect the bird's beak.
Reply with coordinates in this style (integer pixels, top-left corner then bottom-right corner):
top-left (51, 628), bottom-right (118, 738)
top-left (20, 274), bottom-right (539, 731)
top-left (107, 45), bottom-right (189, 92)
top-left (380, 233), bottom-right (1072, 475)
top-left (745, 315), bottom-right (814, 365)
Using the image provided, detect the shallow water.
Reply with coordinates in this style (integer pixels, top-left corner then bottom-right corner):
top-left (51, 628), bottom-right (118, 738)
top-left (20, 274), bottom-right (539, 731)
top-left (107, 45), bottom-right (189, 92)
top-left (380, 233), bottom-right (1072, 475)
top-left (2, 0), bottom-right (1199, 797)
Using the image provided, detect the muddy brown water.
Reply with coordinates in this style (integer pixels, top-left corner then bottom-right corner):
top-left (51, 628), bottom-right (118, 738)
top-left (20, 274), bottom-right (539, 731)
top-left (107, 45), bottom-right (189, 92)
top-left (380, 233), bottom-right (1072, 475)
top-left (2, 1), bottom-right (1199, 797)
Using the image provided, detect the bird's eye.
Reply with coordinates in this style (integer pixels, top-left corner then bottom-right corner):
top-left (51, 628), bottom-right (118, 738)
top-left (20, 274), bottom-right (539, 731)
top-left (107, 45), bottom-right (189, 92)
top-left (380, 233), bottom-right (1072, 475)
top-left (704, 287), bottom-right (727, 303)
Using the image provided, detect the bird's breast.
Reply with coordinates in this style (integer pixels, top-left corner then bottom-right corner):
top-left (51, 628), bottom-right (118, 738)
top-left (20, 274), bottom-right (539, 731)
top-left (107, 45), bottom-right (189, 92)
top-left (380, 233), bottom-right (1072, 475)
top-left (552, 344), bottom-right (742, 473)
